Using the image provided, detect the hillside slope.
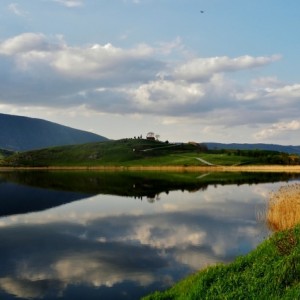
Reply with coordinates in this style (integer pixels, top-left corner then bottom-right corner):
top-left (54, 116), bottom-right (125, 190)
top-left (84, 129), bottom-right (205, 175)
top-left (3, 139), bottom-right (299, 167)
top-left (0, 113), bottom-right (108, 151)
top-left (1, 139), bottom-right (204, 167)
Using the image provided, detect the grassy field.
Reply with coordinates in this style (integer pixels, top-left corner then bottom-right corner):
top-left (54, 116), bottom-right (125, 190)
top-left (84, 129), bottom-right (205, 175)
top-left (143, 184), bottom-right (300, 300)
top-left (2, 138), bottom-right (298, 168)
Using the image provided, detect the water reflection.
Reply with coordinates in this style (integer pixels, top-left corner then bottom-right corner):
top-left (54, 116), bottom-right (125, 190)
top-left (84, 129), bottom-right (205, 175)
top-left (0, 171), bottom-right (299, 299)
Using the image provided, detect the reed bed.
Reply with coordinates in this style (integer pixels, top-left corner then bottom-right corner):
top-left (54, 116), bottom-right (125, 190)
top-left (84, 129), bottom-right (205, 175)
top-left (267, 183), bottom-right (300, 232)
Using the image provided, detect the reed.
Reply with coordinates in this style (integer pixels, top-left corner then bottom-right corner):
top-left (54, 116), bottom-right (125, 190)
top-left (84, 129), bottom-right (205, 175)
top-left (266, 183), bottom-right (300, 232)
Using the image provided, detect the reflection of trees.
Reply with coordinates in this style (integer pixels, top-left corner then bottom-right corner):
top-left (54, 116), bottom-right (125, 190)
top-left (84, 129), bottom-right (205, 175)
top-left (147, 194), bottom-right (161, 203)
top-left (134, 194), bottom-right (161, 203)
top-left (1, 171), bottom-right (299, 199)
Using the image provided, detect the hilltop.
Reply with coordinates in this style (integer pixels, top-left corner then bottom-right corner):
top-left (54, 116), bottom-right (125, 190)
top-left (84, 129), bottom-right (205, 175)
top-left (0, 113), bottom-right (108, 151)
top-left (2, 138), bottom-right (300, 168)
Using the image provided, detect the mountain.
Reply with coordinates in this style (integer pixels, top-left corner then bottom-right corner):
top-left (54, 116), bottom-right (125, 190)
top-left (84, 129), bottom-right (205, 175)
top-left (0, 113), bottom-right (108, 151)
top-left (205, 142), bottom-right (300, 155)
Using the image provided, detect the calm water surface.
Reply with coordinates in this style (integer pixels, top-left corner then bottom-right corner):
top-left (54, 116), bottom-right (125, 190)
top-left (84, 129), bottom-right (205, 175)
top-left (0, 171), bottom-right (299, 299)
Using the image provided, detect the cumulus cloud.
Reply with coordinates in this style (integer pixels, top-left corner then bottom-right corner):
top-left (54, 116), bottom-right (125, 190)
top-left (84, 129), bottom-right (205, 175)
top-left (1, 32), bottom-right (299, 135)
top-left (255, 120), bottom-right (300, 140)
top-left (265, 83), bottom-right (300, 99)
top-left (0, 33), bottom-right (158, 80)
top-left (173, 55), bottom-right (281, 82)
top-left (0, 33), bottom-right (51, 55)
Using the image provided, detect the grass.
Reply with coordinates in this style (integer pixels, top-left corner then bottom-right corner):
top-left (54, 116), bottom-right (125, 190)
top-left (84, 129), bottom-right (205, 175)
top-left (143, 184), bottom-right (300, 299)
top-left (1, 139), bottom-right (295, 168)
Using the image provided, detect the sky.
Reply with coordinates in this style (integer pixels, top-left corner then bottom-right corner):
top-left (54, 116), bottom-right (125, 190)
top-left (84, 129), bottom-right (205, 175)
top-left (0, 0), bottom-right (300, 144)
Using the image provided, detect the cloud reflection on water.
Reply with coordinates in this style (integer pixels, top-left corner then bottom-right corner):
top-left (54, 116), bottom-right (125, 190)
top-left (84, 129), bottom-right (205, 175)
top-left (0, 181), bottom-right (287, 299)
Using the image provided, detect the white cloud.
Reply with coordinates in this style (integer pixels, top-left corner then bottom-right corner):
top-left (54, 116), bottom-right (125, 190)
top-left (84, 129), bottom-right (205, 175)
top-left (0, 33), bottom-right (51, 55)
top-left (53, 0), bottom-right (83, 7)
top-left (130, 80), bottom-right (205, 111)
top-left (173, 55), bottom-right (281, 82)
top-left (1, 32), bottom-right (300, 142)
top-left (254, 120), bottom-right (300, 140)
top-left (0, 33), bottom-right (157, 80)
top-left (265, 83), bottom-right (300, 99)
top-left (7, 3), bottom-right (28, 16)
top-left (51, 43), bottom-right (155, 78)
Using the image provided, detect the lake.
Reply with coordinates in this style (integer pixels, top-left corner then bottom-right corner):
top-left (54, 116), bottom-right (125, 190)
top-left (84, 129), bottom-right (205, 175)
top-left (0, 171), bottom-right (299, 300)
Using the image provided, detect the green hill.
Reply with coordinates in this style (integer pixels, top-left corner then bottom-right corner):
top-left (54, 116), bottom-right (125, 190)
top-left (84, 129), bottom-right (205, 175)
top-left (1, 139), bottom-right (200, 167)
top-left (2, 138), bottom-right (299, 167)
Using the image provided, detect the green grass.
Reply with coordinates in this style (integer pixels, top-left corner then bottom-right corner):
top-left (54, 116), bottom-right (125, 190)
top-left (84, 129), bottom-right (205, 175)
top-left (1, 139), bottom-right (299, 167)
top-left (0, 139), bottom-right (219, 167)
top-left (143, 225), bottom-right (300, 299)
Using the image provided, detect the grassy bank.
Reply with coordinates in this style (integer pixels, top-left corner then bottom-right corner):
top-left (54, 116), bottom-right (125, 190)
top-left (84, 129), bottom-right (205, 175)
top-left (143, 184), bottom-right (300, 299)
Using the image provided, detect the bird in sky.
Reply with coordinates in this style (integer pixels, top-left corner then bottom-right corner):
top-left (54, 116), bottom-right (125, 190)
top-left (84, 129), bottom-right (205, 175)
top-left (200, 10), bottom-right (204, 13)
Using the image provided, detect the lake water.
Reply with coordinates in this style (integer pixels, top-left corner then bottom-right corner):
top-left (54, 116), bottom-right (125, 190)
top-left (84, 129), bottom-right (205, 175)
top-left (0, 171), bottom-right (299, 300)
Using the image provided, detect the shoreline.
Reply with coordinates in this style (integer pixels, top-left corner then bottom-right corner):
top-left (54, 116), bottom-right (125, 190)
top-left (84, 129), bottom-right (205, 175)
top-left (1, 165), bottom-right (300, 172)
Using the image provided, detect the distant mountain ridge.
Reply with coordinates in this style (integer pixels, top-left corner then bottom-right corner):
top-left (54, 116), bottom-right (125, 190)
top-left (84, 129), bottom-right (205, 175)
top-left (0, 113), bottom-right (108, 151)
top-left (205, 142), bottom-right (300, 155)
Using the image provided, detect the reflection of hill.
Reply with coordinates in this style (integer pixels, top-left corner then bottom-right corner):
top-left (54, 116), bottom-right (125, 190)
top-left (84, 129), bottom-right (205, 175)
top-left (0, 171), bottom-right (299, 217)
top-left (2, 171), bottom-right (300, 196)
top-left (1, 171), bottom-right (209, 198)
top-left (0, 181), bottom-right (90, 217)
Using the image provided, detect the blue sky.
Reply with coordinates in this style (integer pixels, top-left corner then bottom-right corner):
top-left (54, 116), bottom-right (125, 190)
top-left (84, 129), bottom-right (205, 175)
top-left (1, 0), bottom-right (300, 144)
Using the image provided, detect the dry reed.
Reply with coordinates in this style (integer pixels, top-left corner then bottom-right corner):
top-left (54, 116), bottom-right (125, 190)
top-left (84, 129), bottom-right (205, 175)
top-left (266, 183), bottom-right (300, 232)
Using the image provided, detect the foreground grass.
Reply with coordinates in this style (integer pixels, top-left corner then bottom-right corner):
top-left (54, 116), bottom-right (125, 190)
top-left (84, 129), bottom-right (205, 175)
top-left (144, 184), bottom-right (300, 300)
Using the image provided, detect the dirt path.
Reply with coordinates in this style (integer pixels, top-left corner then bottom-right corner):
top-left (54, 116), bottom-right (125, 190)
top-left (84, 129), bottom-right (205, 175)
top-left (193, 157), bottom-right (215, 166)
